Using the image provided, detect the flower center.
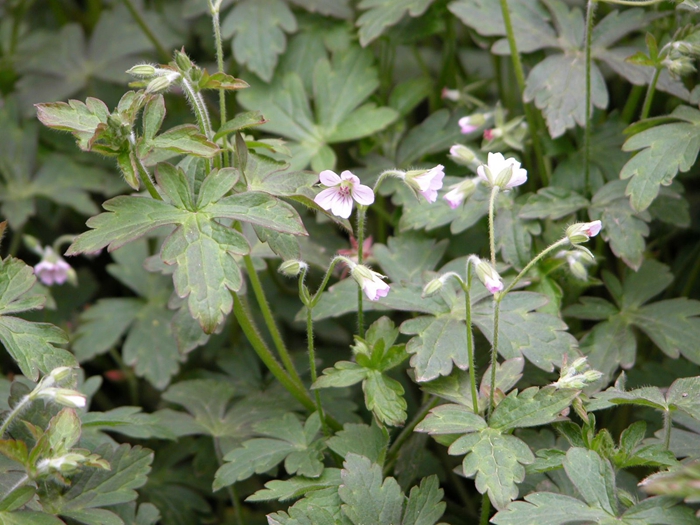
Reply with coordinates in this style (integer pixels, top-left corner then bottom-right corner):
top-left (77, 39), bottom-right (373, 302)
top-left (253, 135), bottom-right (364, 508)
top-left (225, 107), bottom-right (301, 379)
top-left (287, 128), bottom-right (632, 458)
top-left (338, 181), bottom-right (352, 197)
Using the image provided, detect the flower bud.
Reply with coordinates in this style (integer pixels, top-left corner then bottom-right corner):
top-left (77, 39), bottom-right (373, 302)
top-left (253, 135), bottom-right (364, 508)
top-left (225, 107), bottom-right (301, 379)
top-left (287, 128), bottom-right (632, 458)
top-left (174, 51), bottom-right (193, 72)
top-left (422, 277), bottom-right (444, 298)
top-left (551, 356), bottom-right (603, 389)
top-left (442, 87), bottom-right (461, 101)
top-left (278, 259), bottom-right (307, 277)
top-left (48, 366), bottom-right (74, 383)
top-left (444, 178), bottom-right (478, 209)
top-left (483, 128), bottom-right (503, 141)
top-left (468, 255), bottom-right (503, 294)
top-left (126, 64), bottom-right (157, 77)
top-left (34, 387), bottom-right (86, 408)
top-left (449, 144), bottom-right (477, 166)
top-left (145, 75), bottom-right (174, 94)
top-left (403, 165), bottom-right (445, 203)
top-left (566, 221), bottom-right (602, 244)
top-left (459, 114), bottom-right (487, 134)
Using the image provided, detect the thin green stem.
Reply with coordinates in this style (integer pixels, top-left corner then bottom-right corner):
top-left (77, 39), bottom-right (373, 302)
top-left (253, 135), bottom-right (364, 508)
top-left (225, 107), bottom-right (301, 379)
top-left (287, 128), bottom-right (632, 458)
top-left (479, 493), bottom-right (492, 525)
top-left (487, 299), bottom-right (501, 418)
top-left (663, 410), bottom-right (673, 450)
top-left (501, 238), bottom-right (570, 296)
top-left (356, 207), bottom-right (367, 338)
top-left (310, 257), bottom-right (345, 308)
top-left (640, 67), bottom-right (661, 120)
top-left (133, 150), bottom-right (163, 200)
top-left (621, 85), bottom-right (645, 124)
top-left (0, 395), bottom-right (31, 437)
top-left (232, 294), bottom-right (315, 412)
top-left (599, 0), bottom-right (665, 5)
top-left (307, 306), bottom-right (328, 435)
top-left (214, 437), bottom-right (244, 524)
top-left (488, 186), bottom-right (500, 267)
top-left (7, 225), bottom-right (24, 257)
top-left (121, 0), bottom-right (170, 62)
top-left (383, 396), bottom-right (440, 475)
top-left (243, 255), bottom-right (303, 389)
top-left (498, 0), bottom-right (549, 184)
top-left (209, 2), bottom-right (230, 168)
top-left (464, 266), bottom-right (479, 415)
top-left (583, 0), bottom-right (597, 198)
top-left (180, 77), bottom-right (213, 138)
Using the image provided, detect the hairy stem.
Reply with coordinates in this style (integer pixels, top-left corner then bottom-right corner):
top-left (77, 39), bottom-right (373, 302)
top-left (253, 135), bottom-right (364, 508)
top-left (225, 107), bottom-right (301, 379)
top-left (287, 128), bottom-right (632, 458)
top-left (133, 149), bottom-right (163, 200)
top-left (0, 395), bottom-right (31, 437)
top-left (232, 294), bottom-right (315, 412)
top-left (488, 186), bottom-right (500, 267)
top-left (356, 207), bottom-right (367, 338)
top-left (583, 0), bottom-right (597, 198)
top-left (663, 409), bottom-right (673, 450)
top-left (464, 266), bottom-right (479, 415)
top-left (121, 0), bottom-right (170, 62)
top-left (243, 254), bottom-right (303, 389)
top-left (501, 238), bottom-right (571, 296)
top-left (487, 299), bottom-right (501, 418)
top-left (307, 306), bottom-right (328, 435)
top-left (640, 67), bottom-right (661, 120)
top-left (383, 396), bottom-right (440, 475)
top-left (209, 2), bottom-right (230, 168)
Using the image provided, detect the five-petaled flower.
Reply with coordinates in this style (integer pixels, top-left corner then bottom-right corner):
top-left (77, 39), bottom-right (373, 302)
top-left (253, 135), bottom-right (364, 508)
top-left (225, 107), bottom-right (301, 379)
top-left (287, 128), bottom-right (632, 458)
top-left (349, 263), bottom-right (390, 301)
top-left (405, 165), bottom-right (445, 203)
top-left (314, 170), bottom-right (374, 219)
top-left (477, 152), bottom-right (527, 190)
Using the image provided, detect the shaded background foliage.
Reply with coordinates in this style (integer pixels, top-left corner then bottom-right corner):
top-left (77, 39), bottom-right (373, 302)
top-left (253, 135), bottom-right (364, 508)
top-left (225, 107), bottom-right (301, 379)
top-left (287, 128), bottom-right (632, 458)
top-left (1, 0), bottom-right (700, 524)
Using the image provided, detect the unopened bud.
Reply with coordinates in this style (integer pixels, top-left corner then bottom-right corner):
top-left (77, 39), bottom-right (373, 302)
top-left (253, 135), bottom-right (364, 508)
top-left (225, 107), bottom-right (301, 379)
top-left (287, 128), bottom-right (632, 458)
top-left (48, 367), bottom-right (73, 383)
top-left (279, 259), bottom-right (307, 277)
top-left (442, 87), bottom-right (461, 101)
top-left (449, 144), bottom-right (477, 166)
top-left (174, 51), bottom-right (193, 72)
top-left (566, 221), bottom-right (602, 244)
top-left (459, 114), bottom-right (487, 134)
top-left (422, 277), bottom-right (444, 298)
top-left (126, 64), bottom-right (157, 77)
top-left (483, 128), bottom-right (503, 141)
top-left (145, 75), bottom-right (174, 94)
top-left (34, 388), bottom-right (86, 409)
top-left (468, 255), bottom-right (503, 295)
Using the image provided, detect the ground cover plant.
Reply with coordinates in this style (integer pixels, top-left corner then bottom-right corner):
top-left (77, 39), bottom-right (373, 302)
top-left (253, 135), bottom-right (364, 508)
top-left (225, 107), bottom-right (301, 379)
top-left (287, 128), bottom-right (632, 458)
top-left (1, 0), bottom-right (700, 523)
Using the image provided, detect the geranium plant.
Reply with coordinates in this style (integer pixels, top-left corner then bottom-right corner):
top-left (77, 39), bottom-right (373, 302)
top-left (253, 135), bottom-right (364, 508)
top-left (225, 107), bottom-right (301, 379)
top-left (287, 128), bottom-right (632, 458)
top-left (0, 0), bottom-right (699, 524)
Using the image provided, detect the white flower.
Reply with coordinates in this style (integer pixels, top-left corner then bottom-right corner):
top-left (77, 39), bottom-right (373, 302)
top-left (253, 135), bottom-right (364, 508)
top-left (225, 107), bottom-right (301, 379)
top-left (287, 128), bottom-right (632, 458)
top-left (350, 264), bottom-right (390, 301)
top-left (477, 152), bottom-right (527, 190)
top-left (566, 220), bottom-right (603, 244)
top-left (405, 165), bottom-right (445, 203)
top-left (34, 247), bottom-right (73, 286)
top-left (443, 178), bottom-right (479, 209)
top-left (34, 388), bottom-right (87, 408)
top-left (314, 170), bottom-right (374, 219)
top-left (468, 255), bottom-right (504, 294)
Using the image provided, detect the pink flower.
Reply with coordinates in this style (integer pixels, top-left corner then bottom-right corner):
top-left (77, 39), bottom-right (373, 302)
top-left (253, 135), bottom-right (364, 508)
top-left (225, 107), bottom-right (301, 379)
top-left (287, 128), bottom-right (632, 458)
top-left (583, 220), bottom-right (602, 237)
top-left (314, 170), bottom-right (374, 219)
top-left (351, 264), bottom-right (390, 301)
top-left (477, 152), bottom-right (527, 190)
top-left (459, 116), bottom-right (479, 134)
top-left (406, 165), bottom-right (445, 203)
top-left (34, 258), bottom-right (72, 286)
top-left (443, 178), bottom-right (478, 209)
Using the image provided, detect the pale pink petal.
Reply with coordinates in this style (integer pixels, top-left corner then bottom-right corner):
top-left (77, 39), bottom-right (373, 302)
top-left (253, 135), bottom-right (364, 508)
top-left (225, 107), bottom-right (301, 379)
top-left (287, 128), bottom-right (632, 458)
top-left (352, 184), bottom-right (375, 206)
top-left (340, 171), bottom-right (360, 185)
top-left (477, 165), bottom-right (490, 184)
top-left (419, 188), bottom-right (439, 203)
top-left (444, 188), bottom-right (464, 209)
top-left (332, 194), bottom-right (354, 219)
top-left (319, 170), bottom-right (341, 186)
top-left (484, 275), bottom-right (504, 294)
top-left (585, 220), bottom-right (602, 237)
top-left (315, 187), bottom-right (340, 210)
top-left (505, 168), bottom-right (528, 189)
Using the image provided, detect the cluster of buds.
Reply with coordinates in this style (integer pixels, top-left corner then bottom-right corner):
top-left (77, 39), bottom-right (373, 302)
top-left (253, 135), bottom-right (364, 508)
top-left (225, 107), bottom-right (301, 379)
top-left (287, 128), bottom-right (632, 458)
top-left (556, 248), bottom-right (596, 280)
top-left (28, 367), bottom-right (86, 409)
top-left (551, 357), bottom-right (603, 389)
top-left (127, 64), bottom-right (181, 94)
